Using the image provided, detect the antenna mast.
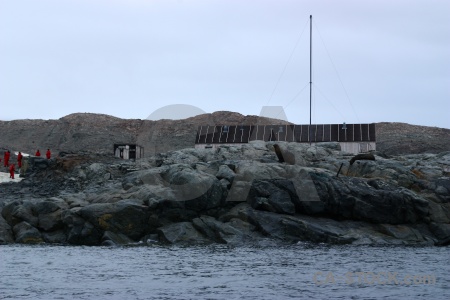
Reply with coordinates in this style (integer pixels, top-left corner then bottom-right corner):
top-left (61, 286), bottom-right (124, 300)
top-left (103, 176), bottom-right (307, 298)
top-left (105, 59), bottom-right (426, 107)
top-left (309, 15), bottom-right (312, 145)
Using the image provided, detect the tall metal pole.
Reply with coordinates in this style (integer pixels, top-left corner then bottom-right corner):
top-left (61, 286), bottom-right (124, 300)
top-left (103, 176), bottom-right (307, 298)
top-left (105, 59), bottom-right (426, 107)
top-left (309, 15), bottom-right (312, 145)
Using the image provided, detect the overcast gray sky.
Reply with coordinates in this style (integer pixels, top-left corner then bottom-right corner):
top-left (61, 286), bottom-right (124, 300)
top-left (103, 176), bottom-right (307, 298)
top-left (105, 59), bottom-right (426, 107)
top-left (1, 0), bottom-right (449, 128)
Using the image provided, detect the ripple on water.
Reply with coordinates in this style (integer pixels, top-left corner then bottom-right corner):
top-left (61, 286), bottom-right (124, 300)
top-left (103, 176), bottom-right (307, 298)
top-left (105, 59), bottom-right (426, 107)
top-left (0, 244), bottom-right (448, 299)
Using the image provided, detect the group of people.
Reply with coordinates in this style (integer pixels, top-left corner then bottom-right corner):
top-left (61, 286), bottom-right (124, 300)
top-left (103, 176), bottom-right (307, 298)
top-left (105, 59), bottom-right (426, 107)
top-left (34, 149), bottom-right (51, 159)
top-left (1, 148), bottom-right (52, 180)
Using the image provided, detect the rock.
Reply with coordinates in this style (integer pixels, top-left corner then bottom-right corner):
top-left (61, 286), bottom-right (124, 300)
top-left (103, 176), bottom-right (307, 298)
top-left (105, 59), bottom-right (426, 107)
top-left (428, 223), bottom-right (450, 246)
top-left (269, 142), bottom-right (308, 166)
top-left (378, 224), bottom-right (428, 244)
top-left (236, 207), bottom-right (355, 244)
top-left (215, 165), bottom-right (235, 183)
top-left (13, 221), bottom-right (43, 244)
top-left (42, 230), bottom-right (67, 244)
top-left (349, 153), bottom-right (375, 165)
top-left (247, 180), bottom-right (296, 215)
top-left (33, 199), bottom-right (67, 231)
top-left (78, 200), bottom-right (151, 240)
top-left (311, 173), bottom-right (430, 224)
top-left (29, 157), bottom-right (50, 170)
top-left (192, 215), bottom-right (248, 244)
top-left (101, 231), bottom-right (135, 246)
top-left (63, 208), bottom-right (103, 245)
top-left (0, 208), bottom-right (14, 244)
top-left (1, 134), bottom-right (450, 247)
top-left (1, 200), bottom-right (38, 227)
top-left (428, 202), bottom-right (450, 223)
top-left (157, 222), bottom-right (210, 244)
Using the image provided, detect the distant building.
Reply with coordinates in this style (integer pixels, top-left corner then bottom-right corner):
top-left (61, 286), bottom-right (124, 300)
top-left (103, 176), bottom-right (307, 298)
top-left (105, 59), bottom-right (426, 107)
top-left (114, 144), bottom-right (144, 160)
top-left (195, 123), bottom-right (376, 154)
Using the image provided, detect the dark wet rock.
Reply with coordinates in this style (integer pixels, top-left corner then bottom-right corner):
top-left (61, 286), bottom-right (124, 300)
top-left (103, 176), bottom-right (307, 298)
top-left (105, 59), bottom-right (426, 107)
top-left (2, 200), bottom-right (38, 227)
top-left (29, 157), bottom-right (51, 170)
top-left (62, 208), bottom-right (103, 245)
top-left (428, 222), bottom-right (450, 246)
top-left (101, 231), bottom-right (135, 246)
top-left (192, 215), bottom-right (248, 244)
top-left (247, 180), bottom-right (296, 215)
top-left (215, 165), bottom-right (236, 183)
top-left (0, 208), bottom-right (14, 244)
top-left (78, 200), bottom-right (151, 240)
top-left (310, 173), bottom-right (430, 224)
top-left (13, 221), bottom-right (43, 244)
top-left (157, 222), bottom-right (210, 244)
top-left (42, 230), bottom-right (67, 244)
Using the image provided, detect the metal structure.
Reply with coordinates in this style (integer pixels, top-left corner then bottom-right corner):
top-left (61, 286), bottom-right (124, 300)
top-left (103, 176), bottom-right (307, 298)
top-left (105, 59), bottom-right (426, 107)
top-left (194, 123), bottom-right (376, 154)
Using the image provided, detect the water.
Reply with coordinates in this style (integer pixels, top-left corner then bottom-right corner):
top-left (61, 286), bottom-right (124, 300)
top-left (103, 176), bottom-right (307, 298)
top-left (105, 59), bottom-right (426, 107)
top-left (0, 243), bottom-right (448, 299)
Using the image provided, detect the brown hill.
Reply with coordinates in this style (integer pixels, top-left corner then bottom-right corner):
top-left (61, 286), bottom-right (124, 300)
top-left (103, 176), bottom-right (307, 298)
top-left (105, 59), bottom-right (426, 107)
top-left (0, 112), bottom-right (448, 156)
top-left (376, 122), bottom-right (450, 156)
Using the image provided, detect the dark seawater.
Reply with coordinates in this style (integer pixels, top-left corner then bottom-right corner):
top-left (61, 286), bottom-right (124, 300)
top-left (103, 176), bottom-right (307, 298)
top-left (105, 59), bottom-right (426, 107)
top-left (0, 243), bottom-right (448, 299)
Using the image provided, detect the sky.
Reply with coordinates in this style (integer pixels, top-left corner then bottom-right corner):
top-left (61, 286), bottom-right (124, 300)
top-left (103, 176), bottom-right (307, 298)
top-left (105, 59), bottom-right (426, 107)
top-left (0, 0), bottom-right (449, 128)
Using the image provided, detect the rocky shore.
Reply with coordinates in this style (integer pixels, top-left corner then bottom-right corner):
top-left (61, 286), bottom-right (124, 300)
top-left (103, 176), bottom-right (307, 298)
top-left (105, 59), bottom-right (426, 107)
top-left (1, 141), bottom-right (449, 246)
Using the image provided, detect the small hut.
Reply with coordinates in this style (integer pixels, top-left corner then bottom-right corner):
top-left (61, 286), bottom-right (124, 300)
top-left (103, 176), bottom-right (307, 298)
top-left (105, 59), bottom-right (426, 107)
top-left (113, 144), bottom-right (144, 160)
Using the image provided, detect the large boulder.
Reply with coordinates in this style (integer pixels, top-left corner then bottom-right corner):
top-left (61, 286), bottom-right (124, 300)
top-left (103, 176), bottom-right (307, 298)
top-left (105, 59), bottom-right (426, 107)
top-left (1, 200), bottom-right (39, 227)
top-left (78, 199), bottom-right (151, 240)
top-left (157, 222), bottom-right (210, 244)
top-left (247, 180), bottom-right (296, 215)
top-left (13, 221), bottom-right (43, 244)
top-left (428, 222), bottom-right (450, 246)
top-left (192, 215), bottom-right (250, 244)
top-left (309, 173), bottom-right (430, 224)
top-left (62, 208), bottom-right (103, 245)
top-left (0, 208), bottom-right (14, 244)
top-left (123, 164), bottom-right (226, 212)
top-left (34, 199), bottom-right (67, 231)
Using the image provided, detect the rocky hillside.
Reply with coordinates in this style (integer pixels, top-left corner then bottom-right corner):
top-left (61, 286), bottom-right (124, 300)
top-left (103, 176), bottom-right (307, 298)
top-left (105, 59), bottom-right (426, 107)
top-left (0, 112), bottom-right (289, 157)
top-left (376, 122), bottom-right (450, 156)
top-left (1, 112), bottom-right (448, 156)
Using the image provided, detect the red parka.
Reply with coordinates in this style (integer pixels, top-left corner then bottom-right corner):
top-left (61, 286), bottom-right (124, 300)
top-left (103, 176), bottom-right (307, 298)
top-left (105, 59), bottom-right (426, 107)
top-left (9, 164), bottom-right (15, 179)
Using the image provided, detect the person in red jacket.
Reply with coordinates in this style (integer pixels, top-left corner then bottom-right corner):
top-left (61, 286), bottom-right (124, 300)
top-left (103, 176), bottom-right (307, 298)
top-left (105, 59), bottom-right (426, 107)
top-left (9, 163), bottom-right (15, 179)
top-left (4, 150), bottom-right (10, 167)
top-left (17, 152), bottom-right (23, 168)
top-left (46, 149), bottom-right (51, 159)
top-left (35, 150), bottom-right (41, 157)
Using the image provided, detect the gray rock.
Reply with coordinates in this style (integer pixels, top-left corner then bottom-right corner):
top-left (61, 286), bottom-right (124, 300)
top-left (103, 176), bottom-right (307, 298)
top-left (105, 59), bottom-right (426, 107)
top-left (62, 208), bottom-right (102, 245)
top-left (13, 221), bottom-right (43, 244)
top-left (310, 173), bottom-right (430, 224)
top-left (0, 209), bottom-right (14, 244)
top-left (378, 224), bottom-right (427, 244)
top-left (247, 180), bottom-right (296, 215)
top-left (428, 223), bottom-right (450, 245)
top-left (2, 200), bottom-right (38, 227)
top-left (215, 165), bottom-right (235, 183)
top-left (29, 157), bottom-right (50, 170)
top-left (157, 222), bottom-right (210, 244)
top-left (78, 200), bottom-right (151, 240)
top-left (42, 230), bottom-right (67, 244)
top-left (192, 215), bottom-right (247, 244)
top-left (101, 231), bottom-right (135, 246)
